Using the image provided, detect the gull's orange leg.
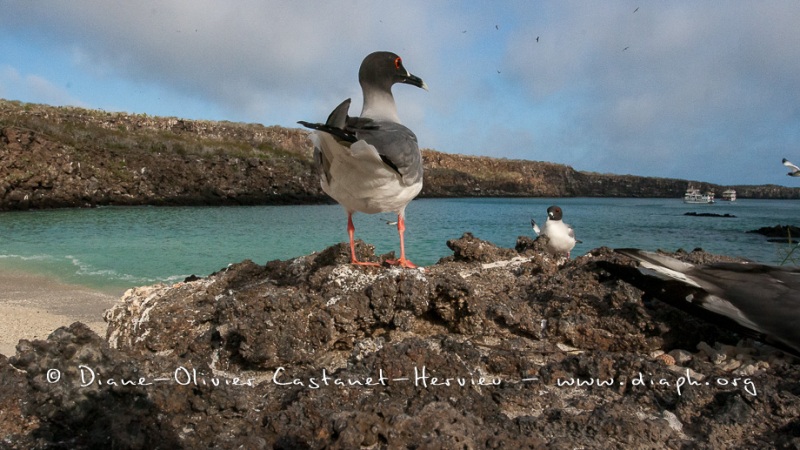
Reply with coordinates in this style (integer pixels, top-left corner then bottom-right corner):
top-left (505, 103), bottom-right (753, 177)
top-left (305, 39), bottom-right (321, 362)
top-left (348, 213), bottom-right (380, 266)
top-left (385, 215), bottom-right (417, 268)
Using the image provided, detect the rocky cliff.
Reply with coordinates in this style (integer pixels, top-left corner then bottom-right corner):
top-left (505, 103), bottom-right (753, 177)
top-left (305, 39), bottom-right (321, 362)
top-left (421, 151), bottom-right (768, 198)
top-left (2, 99), bottom-right (799, 211)
top-left (1, 235), bottom-right (799, 448)
top-left (0, 100), bottom-right (322, 210)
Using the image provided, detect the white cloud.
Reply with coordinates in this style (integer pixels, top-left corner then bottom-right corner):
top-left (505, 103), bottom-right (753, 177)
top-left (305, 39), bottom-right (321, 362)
top-left (3, 2), bottom-right (457, 111)
top-left (2, 1), bottom-right (800, 184)
top-left (499, 1), bottom-right (800, 183)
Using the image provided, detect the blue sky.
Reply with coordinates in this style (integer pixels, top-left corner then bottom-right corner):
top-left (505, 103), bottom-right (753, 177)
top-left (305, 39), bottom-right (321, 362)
top-left (2, 1), bottom-right (799, 186)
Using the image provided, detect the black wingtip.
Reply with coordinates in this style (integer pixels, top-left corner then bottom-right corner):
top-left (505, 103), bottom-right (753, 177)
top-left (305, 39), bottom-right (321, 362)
top-left (297, 121), bottom-right (358, 143)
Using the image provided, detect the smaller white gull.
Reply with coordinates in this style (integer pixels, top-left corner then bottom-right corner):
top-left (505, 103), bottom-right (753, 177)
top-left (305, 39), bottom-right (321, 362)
top-left (532, 205), bottom-right (578, 258)
top-left (782, 158), bottom-right (800, 177)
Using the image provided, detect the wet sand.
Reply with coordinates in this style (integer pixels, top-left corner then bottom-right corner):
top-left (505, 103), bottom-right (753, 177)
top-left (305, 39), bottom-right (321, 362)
top-left (0, 269), bottom-right (121, 356)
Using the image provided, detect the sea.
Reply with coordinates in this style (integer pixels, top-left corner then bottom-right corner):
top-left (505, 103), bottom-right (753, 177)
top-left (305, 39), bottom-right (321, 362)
top-left (1, 197), bottom-right (799, 294)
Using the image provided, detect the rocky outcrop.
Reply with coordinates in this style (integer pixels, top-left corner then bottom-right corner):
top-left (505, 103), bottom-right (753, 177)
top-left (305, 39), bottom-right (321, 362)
top-left (2, 99), bottom-right (800, 211)
top-left (747, 224), bottom-right (800, 244)
top-left (0, 104), bottom-right (324, 210)
top-left (748, 225), bottom-right (800, 238)
top-left (684, 212), bottom-right (737, 218)
top-left (2, 235), bottom-right (799, 448)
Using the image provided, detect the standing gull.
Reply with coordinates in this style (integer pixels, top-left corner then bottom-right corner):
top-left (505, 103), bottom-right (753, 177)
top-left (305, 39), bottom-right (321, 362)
top-left (616, 249), bottom-right (800, 356)
top-left (531, 205), bottom-right (578, 258)
top-left (783, 158), bottom-right (800, 177)
top-left (299, 51), bottom-right (427, 268)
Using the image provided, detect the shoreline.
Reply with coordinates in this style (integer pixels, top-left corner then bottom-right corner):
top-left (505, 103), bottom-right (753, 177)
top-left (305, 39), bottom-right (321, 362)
top-left (0, 267), bottom-right (121, 356)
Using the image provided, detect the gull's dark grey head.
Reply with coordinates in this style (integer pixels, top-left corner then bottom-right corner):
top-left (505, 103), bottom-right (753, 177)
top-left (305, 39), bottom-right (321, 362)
top-left (547, 205), bottom-right (563, 221)
top-left (359, 51), bottom-right (428, 93)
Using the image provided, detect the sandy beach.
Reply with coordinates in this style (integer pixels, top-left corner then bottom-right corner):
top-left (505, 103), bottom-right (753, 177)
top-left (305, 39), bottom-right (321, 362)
top-left (0, 269), bottom-right (121, 357)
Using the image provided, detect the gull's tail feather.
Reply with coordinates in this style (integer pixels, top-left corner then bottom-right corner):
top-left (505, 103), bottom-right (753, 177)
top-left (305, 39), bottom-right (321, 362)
top-left (531, 219), bottom-right (540, 236)
top-left (298, 99), bottom-right (357, 144)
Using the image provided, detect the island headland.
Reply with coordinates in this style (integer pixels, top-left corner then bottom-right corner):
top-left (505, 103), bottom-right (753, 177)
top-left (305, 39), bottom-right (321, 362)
top-left (2, 99), bottom-right (799, 211)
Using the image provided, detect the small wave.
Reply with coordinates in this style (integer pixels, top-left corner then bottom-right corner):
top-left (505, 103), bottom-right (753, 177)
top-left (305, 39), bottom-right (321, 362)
top-left (63, 254), bottom-right (190, 286)
top-left (159, 274), bottom-right (194, 284)
top-left (0, 253), bottom-right (57, 262)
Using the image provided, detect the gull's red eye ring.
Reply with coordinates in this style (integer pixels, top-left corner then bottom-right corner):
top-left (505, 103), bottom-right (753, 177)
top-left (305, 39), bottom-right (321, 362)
top-left (394, 57), bottom-right (402, 70)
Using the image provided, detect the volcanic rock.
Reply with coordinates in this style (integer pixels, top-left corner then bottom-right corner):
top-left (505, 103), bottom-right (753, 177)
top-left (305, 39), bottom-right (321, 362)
top-left (748, 225), bottom-right (800, 245)
top-left (2, 234), bottom-right (799, 448)
top-left (683, 212), bottom-right (736, 218)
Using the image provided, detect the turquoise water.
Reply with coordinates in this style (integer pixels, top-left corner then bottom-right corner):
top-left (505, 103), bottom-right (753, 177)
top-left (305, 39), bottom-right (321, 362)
top-left (1, 198), bottom-right (799, 293)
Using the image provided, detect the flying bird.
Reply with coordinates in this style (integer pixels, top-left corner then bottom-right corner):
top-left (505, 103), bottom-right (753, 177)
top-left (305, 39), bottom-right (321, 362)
top-left (623, 46), bottom-right (630, 51)
top-left (783, 158), bottom-right (800, 176)
top-left (616, 249), bottom-right (800, 356)
top-left (298, 52), bottom-right (427, 268)
top-left (532, 205), bottom-right (579, 258)
top-left (536, 36), bottom-right (540, 42)
top-left (633, 7), bottom-right (639, 13)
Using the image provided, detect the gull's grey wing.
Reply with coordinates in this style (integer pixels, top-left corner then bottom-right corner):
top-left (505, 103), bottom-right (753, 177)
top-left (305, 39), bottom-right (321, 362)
top-left (689, 263), bottom-right (800, 354)
top-left (299, 104), bottom-right (422, 187)
top-left (351, 120), bottom-right (423, 187)
top-left (667, 262), bottom-right (800, 314)
top-left (568, 228), bottom-right (581, 243)
top-left (616, 248), bottom-right (800, 355)
top-left (566, 223), bottom-right (577, 241)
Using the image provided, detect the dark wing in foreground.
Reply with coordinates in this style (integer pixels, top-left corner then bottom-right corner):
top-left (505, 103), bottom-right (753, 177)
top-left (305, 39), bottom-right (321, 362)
top-left (614, 248), bottom-right (800, 356)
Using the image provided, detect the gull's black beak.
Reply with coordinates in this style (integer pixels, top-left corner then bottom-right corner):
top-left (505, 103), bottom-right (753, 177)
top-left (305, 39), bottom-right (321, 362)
top-left (400, 72), bottom-right (428, 91)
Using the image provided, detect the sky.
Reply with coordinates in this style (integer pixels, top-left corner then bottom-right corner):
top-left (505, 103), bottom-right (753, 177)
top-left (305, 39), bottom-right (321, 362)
top-left (1, 1), bottom-right (799, 186)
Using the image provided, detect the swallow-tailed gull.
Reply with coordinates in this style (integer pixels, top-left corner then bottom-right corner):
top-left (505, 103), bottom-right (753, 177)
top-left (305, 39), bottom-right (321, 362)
top-left (533, 205), bottom-right (578, 258)
top-left (783, 158), bottom-right (800, 177)
top-left (299, 51), bottom-right (427, 268)
top-left (616, 248), bottom-right (800, 356)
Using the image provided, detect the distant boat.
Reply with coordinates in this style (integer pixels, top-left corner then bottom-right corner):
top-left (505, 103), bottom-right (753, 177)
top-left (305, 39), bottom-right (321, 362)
top-left (721, 189), bottom-right (737, 201)
top-left (683, 185), bottom-right (715, 204)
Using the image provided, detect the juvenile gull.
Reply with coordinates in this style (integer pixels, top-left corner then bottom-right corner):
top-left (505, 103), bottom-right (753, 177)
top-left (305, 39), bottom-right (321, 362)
top-left (532, 205), bottom-right (578, 258)
top-left (299, 51), bottom-right (427, 268)
top-left (783, 158), bottom-right (800, 177)
top-left (616, 248), bottom-right (800, 356)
